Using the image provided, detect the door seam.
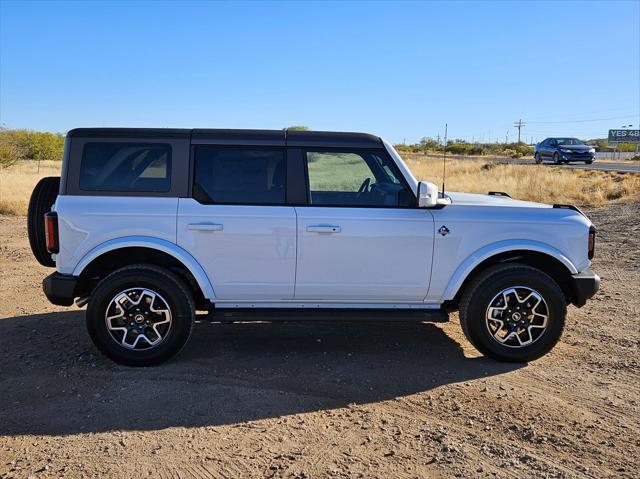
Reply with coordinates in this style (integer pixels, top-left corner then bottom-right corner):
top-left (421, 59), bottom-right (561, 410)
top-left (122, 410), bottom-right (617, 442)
top-left (292, 206), bottom-right (299, 299)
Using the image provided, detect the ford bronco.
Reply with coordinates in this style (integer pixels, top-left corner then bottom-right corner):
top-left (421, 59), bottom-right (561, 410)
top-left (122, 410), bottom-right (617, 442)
top-left (28, 128), bottom-right (599, 366)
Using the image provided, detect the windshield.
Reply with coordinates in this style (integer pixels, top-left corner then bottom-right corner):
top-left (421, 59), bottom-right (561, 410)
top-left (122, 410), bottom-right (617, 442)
top-left (556, 138), bottom-right (585, 146)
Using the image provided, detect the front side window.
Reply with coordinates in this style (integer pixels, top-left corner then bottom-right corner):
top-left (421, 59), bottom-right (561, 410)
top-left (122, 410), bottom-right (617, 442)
top-left (193, 146), bottom-right (286, 204)
top-left (80, 143), bottom-right (171, 192)
top-left (305, 149), bottom-right (412, 207)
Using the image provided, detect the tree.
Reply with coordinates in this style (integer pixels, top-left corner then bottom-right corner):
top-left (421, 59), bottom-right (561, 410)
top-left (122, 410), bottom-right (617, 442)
top-left (0, 129), bottom-right (23, 168)
top-left (0, 128), bottom-right (65, 168)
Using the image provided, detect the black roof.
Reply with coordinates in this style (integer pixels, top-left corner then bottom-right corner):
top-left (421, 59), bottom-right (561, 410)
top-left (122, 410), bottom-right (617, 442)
top-left (66, 128), bottom-right (383, 148)
top-left (192, 129), bottom-right (285, 146)
top-left (286, 130), bottom-right (381, 148)
top-left (66, 128), bottom-right (191, 139)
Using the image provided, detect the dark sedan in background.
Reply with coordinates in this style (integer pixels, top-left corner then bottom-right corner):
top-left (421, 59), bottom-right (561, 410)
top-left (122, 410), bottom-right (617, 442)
top-left (534, 138), bottom-right (596, 164)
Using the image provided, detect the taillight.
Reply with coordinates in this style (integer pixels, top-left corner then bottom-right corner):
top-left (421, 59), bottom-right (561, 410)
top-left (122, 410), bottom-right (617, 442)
top-left (44, 212), bottom-right (59, 254)
top-left (588, 226), bottom-right (596, 260)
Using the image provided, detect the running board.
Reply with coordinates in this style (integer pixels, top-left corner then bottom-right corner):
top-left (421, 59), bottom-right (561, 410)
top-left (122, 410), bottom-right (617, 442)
top-left (208, 308), bottom-right (449, 323)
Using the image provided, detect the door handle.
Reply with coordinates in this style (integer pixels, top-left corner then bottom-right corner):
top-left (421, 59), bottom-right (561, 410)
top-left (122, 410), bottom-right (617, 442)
top-left (307, 225), bottom-right (341, 234)
top-left (187, 223), bottom-right (223, 232)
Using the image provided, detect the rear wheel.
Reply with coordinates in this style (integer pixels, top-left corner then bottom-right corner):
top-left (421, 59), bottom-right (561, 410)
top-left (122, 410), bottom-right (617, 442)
top-left (534, 153), bottom-right (542, 164)
top-left (86, 264), bottom-right (195, 366)
top-left (27, 176), bottom-right (60, 267)
top-left (459, 263), bottom-right (566, 362)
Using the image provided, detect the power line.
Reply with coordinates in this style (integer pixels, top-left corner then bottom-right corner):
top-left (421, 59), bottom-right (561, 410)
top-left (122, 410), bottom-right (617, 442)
top-left (526, 107), bottom-right (636, 120)
top-left (527, 114), bottom-right (638, 125)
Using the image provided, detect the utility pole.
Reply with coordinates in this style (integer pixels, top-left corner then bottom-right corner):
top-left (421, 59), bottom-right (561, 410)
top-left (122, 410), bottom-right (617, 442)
top-left (513, 119), bottom-right (526, 143)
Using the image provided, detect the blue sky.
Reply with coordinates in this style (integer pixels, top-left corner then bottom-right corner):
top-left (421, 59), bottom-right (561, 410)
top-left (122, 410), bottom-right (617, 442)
top-left (1, 0), bottom-right (638, 144)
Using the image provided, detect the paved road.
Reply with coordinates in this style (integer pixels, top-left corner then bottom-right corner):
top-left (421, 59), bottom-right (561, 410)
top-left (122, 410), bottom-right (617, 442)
top-left (503, 158), bottom-right (639, 173)
top-left (430, 153), bottom-right (639, 173)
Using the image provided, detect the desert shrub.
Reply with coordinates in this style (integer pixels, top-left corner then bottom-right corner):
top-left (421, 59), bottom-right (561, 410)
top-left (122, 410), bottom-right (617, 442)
top-left (511, 143), bottom-right (534, 157)
top-left (446, 143), bottom-right (485, 156)
top-left (0, 128), bottom-right (64, 167)
top-left (11, 129), bottom-right (64, 162)
top-left (0, 132), bottom-right (24, 168)
top-left (394, 144), bottom-right (414, 153)
top-left (502, 148), bottom-right (519, 158)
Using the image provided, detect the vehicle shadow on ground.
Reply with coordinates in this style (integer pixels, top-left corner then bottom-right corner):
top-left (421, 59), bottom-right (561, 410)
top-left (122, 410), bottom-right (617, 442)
top-left (0, 311), bottom-right (523, 435)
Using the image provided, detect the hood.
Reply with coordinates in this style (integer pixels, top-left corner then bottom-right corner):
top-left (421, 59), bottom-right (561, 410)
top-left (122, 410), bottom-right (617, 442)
top-left (446, 191), bottom-right (550, 208)
top-left (558, 144), bottom-right (591, 151)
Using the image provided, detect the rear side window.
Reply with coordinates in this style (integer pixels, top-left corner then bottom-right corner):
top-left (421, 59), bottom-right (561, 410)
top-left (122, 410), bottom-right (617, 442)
top-left (193, 146), bottom-right (286, 204)
top-left (80, 143), bottom-right (171, 192)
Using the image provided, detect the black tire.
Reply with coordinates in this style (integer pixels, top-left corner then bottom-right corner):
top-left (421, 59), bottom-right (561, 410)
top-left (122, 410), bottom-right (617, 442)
top-left (27, 176), bottom-right (60, 267)
top-left (585, 160), bottom-right (593, 165)
top-left (553, 153), bottom-right (561, 165)
top-left (534, 153), bottom-right (542, 164)
top-left (459, 263), bottom-right (566, 362)
top-left (86, 264), bottom-right (195, 366)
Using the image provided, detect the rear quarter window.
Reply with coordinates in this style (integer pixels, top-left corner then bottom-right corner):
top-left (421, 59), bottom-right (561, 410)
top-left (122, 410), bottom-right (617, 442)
top-left (79, 143), bottom-right (171, 192)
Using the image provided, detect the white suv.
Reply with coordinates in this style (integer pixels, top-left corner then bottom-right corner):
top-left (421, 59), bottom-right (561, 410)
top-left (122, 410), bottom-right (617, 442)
top-left (28, 128), bottom-right (599, 366)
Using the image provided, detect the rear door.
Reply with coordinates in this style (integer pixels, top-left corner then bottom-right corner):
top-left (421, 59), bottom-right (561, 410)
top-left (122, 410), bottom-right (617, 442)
top-left (177, 143), bottom-right (296, 300)
top-left (294, 148), bottom-right (434, 302)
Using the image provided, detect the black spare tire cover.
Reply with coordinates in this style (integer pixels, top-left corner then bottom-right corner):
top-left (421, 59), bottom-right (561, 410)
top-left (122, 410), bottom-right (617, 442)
top-left (27, 176), bottom-right (60, 267)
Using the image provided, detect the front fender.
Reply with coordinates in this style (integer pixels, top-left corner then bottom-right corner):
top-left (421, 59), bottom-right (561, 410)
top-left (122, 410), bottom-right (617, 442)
top-left (441, 239), bottom-right (578, 301)
top-left (72, 236), bottom-right (216, 300)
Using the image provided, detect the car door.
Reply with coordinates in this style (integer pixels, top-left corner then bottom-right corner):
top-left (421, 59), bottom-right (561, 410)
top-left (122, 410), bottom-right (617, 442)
top-left (294, 148), bottom-right (435, 302)
top-left (177, 144), bottom-right (296, 300)
top-left (538, 139), bottom-right (549, 160)
top-left (545, 139), bottom-right (557, 159)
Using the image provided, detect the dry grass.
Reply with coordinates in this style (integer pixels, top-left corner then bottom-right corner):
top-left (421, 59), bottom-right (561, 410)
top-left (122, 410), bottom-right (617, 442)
top-left (404, 154), bottom-right (640, 207)
top-left (0, 157), bottom-right (638, 215)
top-left (0, 160), bottom-right (61, 215)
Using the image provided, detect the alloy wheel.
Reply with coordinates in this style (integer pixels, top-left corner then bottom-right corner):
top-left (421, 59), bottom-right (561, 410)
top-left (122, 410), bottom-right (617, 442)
top-left (485, 286), bottom-right (549, 348)
top-left (104, 287), bottom-right (172, 350)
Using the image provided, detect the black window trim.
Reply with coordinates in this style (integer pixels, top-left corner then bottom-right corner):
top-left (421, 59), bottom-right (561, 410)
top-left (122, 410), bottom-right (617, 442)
top-left (300, 147), bottom-right (418, 209)
top-left (78, 142), bottom-right (173, 194)
top-left (191, 144), bottom-right (289, 206)
top-left (65, 137), bottom-right (189, 198)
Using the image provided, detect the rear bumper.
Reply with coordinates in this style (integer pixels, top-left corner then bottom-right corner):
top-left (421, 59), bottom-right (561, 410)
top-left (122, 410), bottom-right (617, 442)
top-left (570, 269), bottom-right (600, 307)
top-left (43, 272), bottom-right (78, 306)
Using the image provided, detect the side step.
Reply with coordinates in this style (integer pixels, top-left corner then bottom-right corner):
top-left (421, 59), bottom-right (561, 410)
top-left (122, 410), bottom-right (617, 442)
top-left (208, 308), bottom-right (449, 323)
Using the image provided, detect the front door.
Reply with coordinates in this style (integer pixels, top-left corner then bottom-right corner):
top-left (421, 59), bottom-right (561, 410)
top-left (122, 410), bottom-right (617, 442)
top-left (178, 145), bottom-right (296, 300)
top-left (543, 139), bottom-right (557, 160)
top-left (294, 148), bottom-right (434, 302)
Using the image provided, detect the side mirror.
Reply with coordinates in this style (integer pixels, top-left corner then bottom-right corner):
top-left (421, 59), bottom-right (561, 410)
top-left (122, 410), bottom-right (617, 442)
top-left (417, 181), bottom-right (438, 208)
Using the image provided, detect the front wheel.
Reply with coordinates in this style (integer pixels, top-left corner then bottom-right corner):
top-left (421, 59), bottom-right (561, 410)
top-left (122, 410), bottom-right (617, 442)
top-left (459, 264), bottom-right (566, 362)
top-left (86, 264), bottom-right (195, 366)
top-left (553, 153), bottom-right (561, 165)
top-left (534, 153), bottom-right (542, 164)
top-left (585, 160), bottom-right (593, 165)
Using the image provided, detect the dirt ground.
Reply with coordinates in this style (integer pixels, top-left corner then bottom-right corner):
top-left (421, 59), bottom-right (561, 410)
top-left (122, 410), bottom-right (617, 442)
top-left (0, 204), bottom-right (638, 479)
